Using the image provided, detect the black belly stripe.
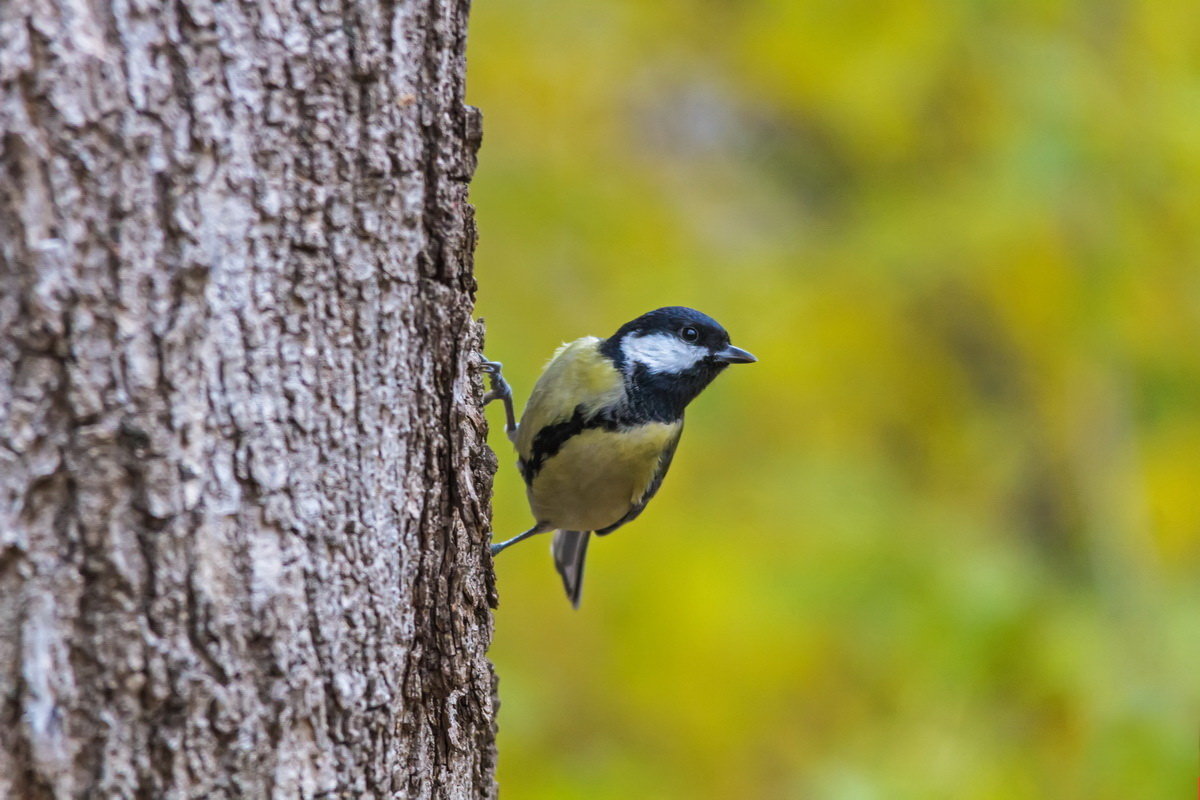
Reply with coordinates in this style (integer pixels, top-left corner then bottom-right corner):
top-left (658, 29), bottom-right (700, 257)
top-left (521, 408), bottom-right (590, 483)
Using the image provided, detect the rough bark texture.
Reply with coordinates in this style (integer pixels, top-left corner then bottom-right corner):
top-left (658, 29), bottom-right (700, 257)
top-left (0, 0), bottom-right (497, 797)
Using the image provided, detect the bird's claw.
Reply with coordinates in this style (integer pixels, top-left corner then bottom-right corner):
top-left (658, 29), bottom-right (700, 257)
top-left (477, 355), bottom-right (519, 436)
top-left (478, 358), bottom-right (512, 403)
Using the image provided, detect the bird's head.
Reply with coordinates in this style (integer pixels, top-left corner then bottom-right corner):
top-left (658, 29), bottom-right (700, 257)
top-left (600, 307), bottom-right (755, 417)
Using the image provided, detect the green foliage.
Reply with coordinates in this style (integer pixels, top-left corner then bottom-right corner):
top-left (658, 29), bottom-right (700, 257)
top-left (469, 1), bottom-right (1200, 796)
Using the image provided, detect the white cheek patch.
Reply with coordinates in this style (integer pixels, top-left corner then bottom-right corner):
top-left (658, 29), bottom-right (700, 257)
top-left (622, 333), bottom-right (707, 374)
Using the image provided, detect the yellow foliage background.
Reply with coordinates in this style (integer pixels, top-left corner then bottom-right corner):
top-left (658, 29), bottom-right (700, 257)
top-left (468, 2), bottom-right (1199, 797)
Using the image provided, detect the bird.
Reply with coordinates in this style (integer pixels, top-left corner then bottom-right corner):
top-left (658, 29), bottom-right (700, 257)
top-left (480, 306), bottom-right (756, 607)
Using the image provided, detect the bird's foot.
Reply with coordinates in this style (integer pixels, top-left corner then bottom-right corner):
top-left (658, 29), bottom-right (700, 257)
top-left (476, 355), bottom-right (517, 436)
top-left (478, 360), bottom-right (512, 404)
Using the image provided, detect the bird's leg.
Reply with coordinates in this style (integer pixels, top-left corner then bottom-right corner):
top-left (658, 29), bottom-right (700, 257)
top-left (478, 359), bottom-right (518, 442)
top-left (489, 525), bottom-right (546, 556)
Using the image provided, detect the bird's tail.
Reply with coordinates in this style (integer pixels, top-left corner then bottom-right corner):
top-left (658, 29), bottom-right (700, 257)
top-left (552, 530), bottom-right (590, 609)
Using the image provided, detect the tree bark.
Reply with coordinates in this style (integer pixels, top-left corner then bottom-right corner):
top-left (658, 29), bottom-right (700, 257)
top-left (0, 0), bottom-right (496, 797)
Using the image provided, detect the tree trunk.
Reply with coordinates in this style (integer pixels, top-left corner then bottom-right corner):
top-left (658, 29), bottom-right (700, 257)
top-left (0, 0), bottom-right (497, 797)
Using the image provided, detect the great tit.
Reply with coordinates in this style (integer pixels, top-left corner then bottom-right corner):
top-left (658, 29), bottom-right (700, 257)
top-left (481, 306), bottom-right (756, 607)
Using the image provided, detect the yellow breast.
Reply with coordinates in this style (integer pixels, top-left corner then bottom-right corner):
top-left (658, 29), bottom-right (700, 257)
top-left (527, 421), bottom-right (679, 532)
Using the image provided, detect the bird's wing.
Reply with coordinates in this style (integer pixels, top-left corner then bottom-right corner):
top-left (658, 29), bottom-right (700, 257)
top-left (516, 336), bottom-right (624, 465)
top-left (594, 420), bottom-right (683, 536)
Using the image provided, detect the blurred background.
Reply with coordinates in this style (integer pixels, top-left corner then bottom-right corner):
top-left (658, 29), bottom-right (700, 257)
top-left (467, 1), bottom-right (1199, 797)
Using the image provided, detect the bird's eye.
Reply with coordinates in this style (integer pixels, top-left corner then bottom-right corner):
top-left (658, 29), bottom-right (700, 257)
top-left (680, 326), bottom-right (700, 343)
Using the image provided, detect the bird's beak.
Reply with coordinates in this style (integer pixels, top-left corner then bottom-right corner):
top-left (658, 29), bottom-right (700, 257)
top-left (713, 344), bottom-right (757, 364)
